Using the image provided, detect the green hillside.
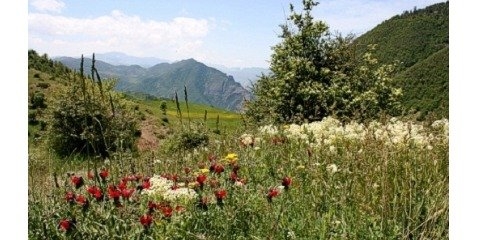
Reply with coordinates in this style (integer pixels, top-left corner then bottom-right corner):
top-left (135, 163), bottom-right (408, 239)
top-left (396, 47), bottom-right (449, 118)
top-left (354, 1), bottom-right (448, 118)
top-left (28, 50), bottom-right (242, 146)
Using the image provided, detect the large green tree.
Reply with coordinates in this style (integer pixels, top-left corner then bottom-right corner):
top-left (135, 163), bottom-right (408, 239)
top-left (245, 0), bottom-right (402, 124)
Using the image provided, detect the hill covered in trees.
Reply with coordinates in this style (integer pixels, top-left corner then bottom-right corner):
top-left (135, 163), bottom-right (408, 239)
top-left (354, 1), bottom-right (448, 118)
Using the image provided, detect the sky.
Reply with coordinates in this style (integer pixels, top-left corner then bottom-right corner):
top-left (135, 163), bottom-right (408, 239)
top-left (28, 0), bottom-right (447, 68)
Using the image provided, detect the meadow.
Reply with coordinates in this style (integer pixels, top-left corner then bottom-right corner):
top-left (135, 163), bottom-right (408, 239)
top-left (28, 107), bottom-right (448, 239)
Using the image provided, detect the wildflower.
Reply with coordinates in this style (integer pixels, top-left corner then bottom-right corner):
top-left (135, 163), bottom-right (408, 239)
top-left (160, 205), bottom-right (173, 218)
top-left (196, 174), bottom-right (207, 187)
top-left (215, 188), bottom-right (227, 203)
top-left (65, 191), bottom-right (76, 204)
top-left (199, 168), bottom-right (210, 174)
top-left (108, 185), bottom-right (121, 200)
top-left (184, 167), bottom-right (191, 174)
top-left (70, 175), bottom-right (84, 189)
top-left (210, 163), bottom-right (225, 174)
top-left (75, 194), bottom-right (88, 208)
top-left (267, 188), bottom-right (280, 202)
top-left (87, 185), bottom-right (103, 201)
top-left (326, 164), bottom-right (338, 174)
top-left (118, 180), bottom-right (128, 190)
top-left (139, 214), bottom-right (153, 228)
top-left (142, 178), bottom-right (151, 190)
top-left (240, 133), bottom-right (254, 147)
top-left (225, 153), bottom-right (238, 164)
top-left (58, 218), bottom-right (75, 232)
top-left (99, 169), bottom-right (109, 181)
top-left (282, 177), bottom-right (292, 190)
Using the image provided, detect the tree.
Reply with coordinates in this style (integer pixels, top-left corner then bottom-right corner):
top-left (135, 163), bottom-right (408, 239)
top-left (245, 0), bottom-right (402, 124)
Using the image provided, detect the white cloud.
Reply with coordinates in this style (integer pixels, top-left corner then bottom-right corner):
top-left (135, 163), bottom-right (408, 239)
top-left (28, 10), bottom-right (211, 60)
top-left (30, 0), bottom-right (65, 13)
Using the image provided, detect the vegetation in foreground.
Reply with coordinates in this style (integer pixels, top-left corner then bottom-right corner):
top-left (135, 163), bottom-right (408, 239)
top-left (28, 1), bottom-right (448, 239)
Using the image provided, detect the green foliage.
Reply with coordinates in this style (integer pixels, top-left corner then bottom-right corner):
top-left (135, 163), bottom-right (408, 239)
top-left (47, 56), bottom-right (139, 158)
top-left (353, 2), bottom-right (448, 118)
top-left (246, 0), bottom-right (402, 124)
top-left (396, 47), bottom-right (449, 119)
top-left (28, 49), bottom-right (71, 78)
top-left (30, 91), bottom-right (47, 109)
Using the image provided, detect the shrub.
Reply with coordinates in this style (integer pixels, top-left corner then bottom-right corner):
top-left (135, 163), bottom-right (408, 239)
top-left (30, 91), bottom-right (47, 109)
top-left (47, 56), bottom-right (139, 158)
top-left (245, 0), bottom-right (402, 124)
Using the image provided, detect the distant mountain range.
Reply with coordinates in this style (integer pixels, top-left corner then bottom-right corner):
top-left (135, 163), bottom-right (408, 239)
top-left (210, 64), bottom-right (269, 89)
top-left (56, 57), bottom-right (251, 111)
top-left (94, 52), bottom-right (169, 68)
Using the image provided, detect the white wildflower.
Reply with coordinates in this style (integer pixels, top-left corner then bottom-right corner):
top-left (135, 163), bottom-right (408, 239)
top-left (326, 164), bottom-right (338, 174)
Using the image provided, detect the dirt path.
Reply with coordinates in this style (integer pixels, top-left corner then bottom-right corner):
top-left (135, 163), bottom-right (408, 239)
top-left (136, 117), bottom-right (168, 152)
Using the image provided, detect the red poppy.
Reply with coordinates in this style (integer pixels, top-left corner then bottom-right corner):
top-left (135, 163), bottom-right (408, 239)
top-left (213, 164), bottom-right (225, 174)
top-left (139, 214), bottom-right (153, 228)
top-left (121, 188), bottom-right (134, 199)
top-left (267, 188), bottom-right (280, 202)
top-left (214, 189), bottom-right (227, 202)
top-left (116, 180), bottom-right (126, 189)
top-left (58, 218), bottom-right (75, 232)
top-left (87, 186), bottom-right (103, 201)
top-left (282, 177), bottom-right (292, 189)
top-left (142, 178), bottom-right (151, 189)
top-left (75, 194), bottom-right (88, 207)
top-left (99, 169), bottom-right (109, 181)
top-left (65, 191), bottom-right (75, 203)
top-left (108, 185), bottom-right (121, 200)
top-left (196, 174), bottom-right (207, 186)
top-left (70, 175), bottom-right (84, 189)
top-left (160, 205), bottom-right (173, 218)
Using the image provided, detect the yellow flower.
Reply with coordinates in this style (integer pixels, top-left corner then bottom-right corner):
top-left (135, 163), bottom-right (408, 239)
top-left (199, 168), bottom-right (210, 174)
top-left (225, 153), bottom-right (238, 164)
top-left (296, 165), bottom-right (305, 170)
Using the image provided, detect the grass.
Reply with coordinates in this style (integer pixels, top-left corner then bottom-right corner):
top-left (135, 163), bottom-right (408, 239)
top-left (28, 115), bottom-right (449, 239)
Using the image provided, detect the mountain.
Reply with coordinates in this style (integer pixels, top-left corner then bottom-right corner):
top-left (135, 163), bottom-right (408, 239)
top-left (94, 52), bottom-right (168, 68)
top-left (56, 57), bottom-right (251, 111)
top-left (211, 64), bottom-right (270, 89)
top-left (354, 1), bottom-right (448, 118)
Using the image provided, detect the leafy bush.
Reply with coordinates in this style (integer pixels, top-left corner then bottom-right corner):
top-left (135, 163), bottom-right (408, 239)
top-left (245, 0), bottom-right (402, 124)
top-left (47, 58), bottom-right (138, 158)
top-left (30, 91), bottom-right (47, 109)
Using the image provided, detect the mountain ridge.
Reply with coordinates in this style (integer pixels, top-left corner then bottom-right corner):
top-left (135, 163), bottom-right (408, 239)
top-left (56, 56), bottom-right (251, 112)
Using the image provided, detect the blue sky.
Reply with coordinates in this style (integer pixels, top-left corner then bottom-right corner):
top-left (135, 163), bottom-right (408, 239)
top-left (29, 0), bottom-right (446, 68)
